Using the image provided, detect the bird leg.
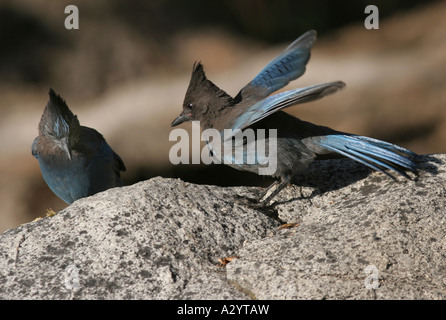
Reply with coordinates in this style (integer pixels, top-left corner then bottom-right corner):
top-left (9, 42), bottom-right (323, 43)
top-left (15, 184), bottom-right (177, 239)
top-left (259, 180), bottom-right (288, 205)
top-left (259, 180), bottom-right (279, 200)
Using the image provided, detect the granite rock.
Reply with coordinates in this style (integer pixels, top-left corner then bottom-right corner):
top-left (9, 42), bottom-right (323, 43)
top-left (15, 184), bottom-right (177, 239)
top-left (0, 154), bottom-right (444, 299)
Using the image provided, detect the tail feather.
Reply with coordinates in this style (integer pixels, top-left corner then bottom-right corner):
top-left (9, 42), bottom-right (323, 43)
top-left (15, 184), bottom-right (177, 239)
top-left (315, 134), bottom-right (419, 179)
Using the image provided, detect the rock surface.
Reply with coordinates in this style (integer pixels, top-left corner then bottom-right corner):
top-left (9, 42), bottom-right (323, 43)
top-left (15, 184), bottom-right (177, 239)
top-left (0, 154), bottom-right (445, 299)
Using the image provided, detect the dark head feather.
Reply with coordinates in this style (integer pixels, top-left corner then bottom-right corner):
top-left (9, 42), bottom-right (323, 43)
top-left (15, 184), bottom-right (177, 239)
top-left (39, 89), bottom-right (80, 139)
top-left (183, 62), bottom-right (234, 112)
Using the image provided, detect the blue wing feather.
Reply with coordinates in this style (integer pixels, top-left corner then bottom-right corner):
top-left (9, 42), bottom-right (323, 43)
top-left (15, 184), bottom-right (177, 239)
top-left (230, 81), bottom-right (345, 133)
top-left (237, 30), bottom-right (317, 101)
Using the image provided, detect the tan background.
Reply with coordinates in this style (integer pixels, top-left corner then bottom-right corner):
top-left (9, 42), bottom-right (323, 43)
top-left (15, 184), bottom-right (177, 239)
top-left (1, 0), bottom-right (445, 232)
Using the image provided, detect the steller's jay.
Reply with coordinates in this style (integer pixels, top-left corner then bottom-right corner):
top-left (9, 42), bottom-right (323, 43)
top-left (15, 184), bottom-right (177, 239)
top-left (171, 30), bottom-right (421, 204)
top-left (32, 89), bottom-right (126, 204)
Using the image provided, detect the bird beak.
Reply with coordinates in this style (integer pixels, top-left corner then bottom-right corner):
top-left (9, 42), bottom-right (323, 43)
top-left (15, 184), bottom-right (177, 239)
top-left (171, 112), bottom-right (191, 127)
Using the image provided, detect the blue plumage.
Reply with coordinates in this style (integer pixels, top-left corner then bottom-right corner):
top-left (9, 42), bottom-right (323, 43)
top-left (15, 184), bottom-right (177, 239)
top-left (172, 30), bottom-right (421, 204)
top-left (314, 134), bottom-right (418, 179)
top-left (230, 82), bottom-right (345, 133)
top-left (249, 30), bottom-right (316, 95)
top-left (32, 89), bottom-right (126, 204)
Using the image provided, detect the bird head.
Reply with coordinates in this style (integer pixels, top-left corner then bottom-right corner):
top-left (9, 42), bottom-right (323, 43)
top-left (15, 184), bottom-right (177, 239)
top-left (171, 62), bottom-right (233, 127)
top-left (39, 89), bottom-right (81, 160)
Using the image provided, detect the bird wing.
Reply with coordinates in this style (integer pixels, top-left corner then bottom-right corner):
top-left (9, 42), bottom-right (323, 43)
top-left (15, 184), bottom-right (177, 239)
top-left (113, 150), bottom-right (126, 173)
top-left (235, 30), bottom-right (317, 103)
top-left (96, 138), bottom-right (126, 175)
top-left (79, 126), bottom-right (126, 174)
top-left (229, 81), bottom-right (345, 134)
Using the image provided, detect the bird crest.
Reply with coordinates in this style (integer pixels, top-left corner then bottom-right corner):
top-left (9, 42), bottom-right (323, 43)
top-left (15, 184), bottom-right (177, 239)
top-left (184, 62), bottom-right (234, 109)
top-left (40, 89), bottom-right (80, 139)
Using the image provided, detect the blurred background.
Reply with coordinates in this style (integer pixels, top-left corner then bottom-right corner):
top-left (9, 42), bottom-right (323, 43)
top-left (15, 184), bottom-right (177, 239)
top-left (0, 0), bottom-right (444, 233)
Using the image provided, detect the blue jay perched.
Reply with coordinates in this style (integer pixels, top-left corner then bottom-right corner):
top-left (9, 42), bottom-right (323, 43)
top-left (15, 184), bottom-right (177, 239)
top-left (171, 30), bottom-right (420, 204)
top-left (32, 89), bottom-right (126, 204)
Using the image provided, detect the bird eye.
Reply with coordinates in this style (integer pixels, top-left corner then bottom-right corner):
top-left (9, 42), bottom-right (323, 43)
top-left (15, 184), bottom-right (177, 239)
top-left (188, 103), bottom-right (193, 108)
